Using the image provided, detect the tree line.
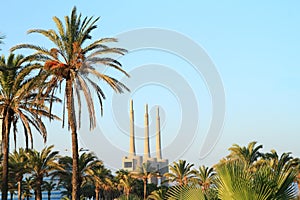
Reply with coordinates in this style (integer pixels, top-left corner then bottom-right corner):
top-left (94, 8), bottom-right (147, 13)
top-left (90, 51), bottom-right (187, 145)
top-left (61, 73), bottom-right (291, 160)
top-left (0, 141), bottom-right (299, 200)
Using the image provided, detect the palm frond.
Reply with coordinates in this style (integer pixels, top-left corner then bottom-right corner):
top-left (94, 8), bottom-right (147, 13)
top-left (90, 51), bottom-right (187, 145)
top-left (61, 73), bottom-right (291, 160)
top-left (165, 185), bottom-right (205, 200)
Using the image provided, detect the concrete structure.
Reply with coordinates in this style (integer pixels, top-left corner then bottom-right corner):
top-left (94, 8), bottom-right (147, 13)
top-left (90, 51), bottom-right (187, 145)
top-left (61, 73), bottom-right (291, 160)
top-left (156, 107), bottom-right (162, 160)
top-left (122, 100), bottom-right (169, 181)
top-left (129, 99), bottom-right (136, 158)
top-left (144, 104), bottom-right (150, 159)
top-left (122, 100), bottom-right (143, 171)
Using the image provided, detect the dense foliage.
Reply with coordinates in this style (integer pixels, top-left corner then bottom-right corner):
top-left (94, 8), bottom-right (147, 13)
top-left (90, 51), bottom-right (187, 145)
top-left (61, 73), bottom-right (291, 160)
top-left (0, 141), bottom-right (299, 200)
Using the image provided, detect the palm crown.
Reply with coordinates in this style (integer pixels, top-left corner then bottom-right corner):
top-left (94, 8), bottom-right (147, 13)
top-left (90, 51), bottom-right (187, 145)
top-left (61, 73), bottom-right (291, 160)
top-left (0, 54), bottom-right (58, 148)
top-left (11, 7), bottom-right (129, 130)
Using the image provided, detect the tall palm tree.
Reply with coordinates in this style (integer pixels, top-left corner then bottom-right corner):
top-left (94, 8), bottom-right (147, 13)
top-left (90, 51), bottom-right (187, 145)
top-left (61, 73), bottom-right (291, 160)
top-left (26, 145), bottom-right (61, 200)
top-left (131, 162), bottom-right (157, 200)
top-left (11, 7), bottom-right (129, 200)
top-left (164, 160), bottom-right (194, 186)
top-left (228, 141), bottom-right (263, 166)
top-left (0, 54), bottom-right (59, 200)
top-left (8, 148), bottom-right (29, 200)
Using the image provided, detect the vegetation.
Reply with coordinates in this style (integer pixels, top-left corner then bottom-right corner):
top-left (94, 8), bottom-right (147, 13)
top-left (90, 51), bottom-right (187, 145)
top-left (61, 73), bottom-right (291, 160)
top-left (0, 141), bottom-right (298, 200)
top-left (25, 145), bottom-right (61, 200)
top-left (0, 33), bottom-right (4, 51)
top-left (0, 6), bottom-right (299, 200)
top-left (0, 54), bottom-right (58, 200)
top-left (131, 162), bottom-right (157, 200)
top-left (11, 6), bottom-right (129, 200)
top-left (164, 159), bottom-right (195, 186)
top-left (8, 148), bottom-right (29, 200)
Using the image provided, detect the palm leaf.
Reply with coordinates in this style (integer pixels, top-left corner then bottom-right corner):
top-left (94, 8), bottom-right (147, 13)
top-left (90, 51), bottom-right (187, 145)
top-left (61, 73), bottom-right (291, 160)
top-left (165, 185), bottom-right (205, 200)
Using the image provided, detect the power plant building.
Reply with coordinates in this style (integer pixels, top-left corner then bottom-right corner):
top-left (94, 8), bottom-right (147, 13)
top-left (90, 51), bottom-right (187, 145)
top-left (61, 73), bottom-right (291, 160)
top-left (122, 100), bottom-right (169, 177)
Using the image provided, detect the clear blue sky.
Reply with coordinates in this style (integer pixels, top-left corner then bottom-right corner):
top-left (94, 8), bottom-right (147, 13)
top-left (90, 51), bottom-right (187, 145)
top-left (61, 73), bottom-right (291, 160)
top-left (1, 1), bottom-right (300, 169)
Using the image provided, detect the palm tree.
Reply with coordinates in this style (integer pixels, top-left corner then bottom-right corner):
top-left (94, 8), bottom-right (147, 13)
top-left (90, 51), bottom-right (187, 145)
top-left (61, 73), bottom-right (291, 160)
top-left (11, 7), bottom-right (129, 200)
top-left (164, 160), bottom-right (194, 186)
top-left (87, 164), bottom-right (112, 200)
top-left (192, 165), bottom-right (216, 193)
top-left (55, 152), bottom-right (103, 198)
top-left (0, 54), bottom-right (59, 200)
top-left (227, 141), bottom-right (263, 166)
top-left (263, 150), bottom-right (300, 173)
top-left (26, 145), bottom-right (61, 200)
top-left (7, 172), bottom-right (17, 200)
top-left (215, 159), bottom-right (298, 199)
top-left (118, 173), bottom-right (136, 200)
top-left (78, 152), bottom-right (103, 191)
top-left (8, 148), bottom-right (29, 200)
top-left (131, 162), bottom-right (157, 200)
top-left (42, 181), bottom-right (57, 200)
top-left (55, 155), bottom-right (73, 198)
top-left (21, 177), bottom-right (33, 200)
top-left (147, 187), bottom-right (167, 200)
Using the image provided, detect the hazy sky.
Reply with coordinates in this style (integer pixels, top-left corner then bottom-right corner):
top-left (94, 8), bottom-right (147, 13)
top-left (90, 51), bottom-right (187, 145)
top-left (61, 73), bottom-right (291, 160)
top-left (1, 1), bottom-right (300, 169)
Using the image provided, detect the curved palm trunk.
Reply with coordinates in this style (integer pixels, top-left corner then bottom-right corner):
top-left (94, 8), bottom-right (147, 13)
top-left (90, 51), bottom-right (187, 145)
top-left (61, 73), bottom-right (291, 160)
top-left (66, 79), bottom-right (80, 200)
top-left (1, 109), bottom-right (12, 200)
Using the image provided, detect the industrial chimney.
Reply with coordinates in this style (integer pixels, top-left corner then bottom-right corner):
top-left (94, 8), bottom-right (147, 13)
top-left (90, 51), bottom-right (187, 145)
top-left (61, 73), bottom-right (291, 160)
top-left (144, 104), bottom-right (150, 159)
top-left (129, 99), bottom-right (136, 157)
top-left (156, 106), bottom-right (162, 160)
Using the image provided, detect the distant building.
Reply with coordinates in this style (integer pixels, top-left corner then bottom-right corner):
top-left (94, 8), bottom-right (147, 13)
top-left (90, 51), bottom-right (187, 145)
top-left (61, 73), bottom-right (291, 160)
top-left (122, 100), bottom-right (169, 184)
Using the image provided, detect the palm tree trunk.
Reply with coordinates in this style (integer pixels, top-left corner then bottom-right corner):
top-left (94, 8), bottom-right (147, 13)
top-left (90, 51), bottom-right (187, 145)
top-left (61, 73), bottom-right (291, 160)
top-left (95, 188), bottom-right (100, 200)
top-left (66, 79), bottom-right (80, 200)
top-left (35, 177), bottom-right (43, 200)
top-left (47, 191), bottom-right (51, 200)
top-left (1, 109), bottom-right (12, 200)
top-left (18, 180), bottom-right (22, 200)
top-left (143, 179), bottom-right (147, 200)
top-left (10, 191), bottom-right (13, 200)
